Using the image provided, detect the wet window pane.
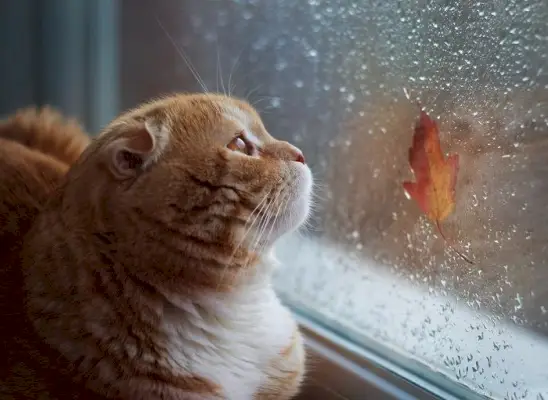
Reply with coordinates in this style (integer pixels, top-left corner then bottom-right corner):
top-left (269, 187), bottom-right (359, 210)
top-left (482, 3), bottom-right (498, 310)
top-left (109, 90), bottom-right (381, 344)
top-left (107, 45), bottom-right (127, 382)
top-left (122, 1), bottom-right (548, 398)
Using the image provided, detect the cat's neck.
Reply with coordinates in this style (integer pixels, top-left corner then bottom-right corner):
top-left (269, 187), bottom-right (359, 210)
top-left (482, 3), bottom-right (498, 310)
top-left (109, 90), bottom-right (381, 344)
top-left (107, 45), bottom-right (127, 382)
top-left (159, 254), bottom-right (279, 321)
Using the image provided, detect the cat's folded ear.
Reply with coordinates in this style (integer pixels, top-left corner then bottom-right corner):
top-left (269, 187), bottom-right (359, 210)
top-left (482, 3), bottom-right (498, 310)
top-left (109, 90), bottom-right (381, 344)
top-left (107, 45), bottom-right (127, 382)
top-left (105, 119), bottom-right (170, 179)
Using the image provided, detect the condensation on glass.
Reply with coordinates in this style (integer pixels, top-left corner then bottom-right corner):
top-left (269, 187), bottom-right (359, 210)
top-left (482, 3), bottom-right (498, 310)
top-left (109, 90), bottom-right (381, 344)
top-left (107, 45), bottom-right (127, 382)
top-left (121, 0), bottom-right (548, 398)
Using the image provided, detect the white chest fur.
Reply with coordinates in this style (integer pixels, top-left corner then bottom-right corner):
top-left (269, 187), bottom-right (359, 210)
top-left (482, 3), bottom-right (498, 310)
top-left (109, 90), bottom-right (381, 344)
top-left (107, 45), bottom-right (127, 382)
top-left (159, 280), bottom-right (297, 399)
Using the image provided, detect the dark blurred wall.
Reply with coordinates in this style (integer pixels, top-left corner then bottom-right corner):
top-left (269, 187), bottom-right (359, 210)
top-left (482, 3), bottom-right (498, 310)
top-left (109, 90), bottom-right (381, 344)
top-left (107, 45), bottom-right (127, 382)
top-left (0, 0), bottom-right (119, 134)
top-left (0, 0), bottom-right (37, 115)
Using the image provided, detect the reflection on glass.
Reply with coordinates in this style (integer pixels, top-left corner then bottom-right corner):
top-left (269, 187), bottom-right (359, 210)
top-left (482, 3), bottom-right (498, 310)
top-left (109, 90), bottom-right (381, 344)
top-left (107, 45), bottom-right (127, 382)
top-left (122, 1), bottom-right (548, 398)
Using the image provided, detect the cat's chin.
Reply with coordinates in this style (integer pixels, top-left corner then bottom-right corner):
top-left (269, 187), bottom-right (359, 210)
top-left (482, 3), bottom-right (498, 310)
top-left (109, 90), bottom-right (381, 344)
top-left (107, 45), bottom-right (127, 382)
top-left (287, 163), bottom-right (313, 228)
top-left (268, 163), bottom-right (313, 245)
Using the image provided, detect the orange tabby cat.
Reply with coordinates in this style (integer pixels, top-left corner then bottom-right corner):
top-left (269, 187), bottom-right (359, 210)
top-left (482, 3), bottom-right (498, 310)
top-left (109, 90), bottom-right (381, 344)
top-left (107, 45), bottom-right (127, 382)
top-left (0, 94), bottom-right (311, 399)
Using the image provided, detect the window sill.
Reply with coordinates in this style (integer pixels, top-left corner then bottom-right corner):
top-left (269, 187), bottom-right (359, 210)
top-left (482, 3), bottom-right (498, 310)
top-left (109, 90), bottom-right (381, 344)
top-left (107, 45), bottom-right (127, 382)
top-left (294, 311), bottom-right (487, 400)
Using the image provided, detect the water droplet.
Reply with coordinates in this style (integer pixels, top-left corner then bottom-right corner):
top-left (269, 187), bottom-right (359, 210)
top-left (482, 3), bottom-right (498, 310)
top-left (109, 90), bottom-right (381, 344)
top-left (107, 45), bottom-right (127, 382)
top-left (270, 97), bottom-right (281, 108)
top-left (275, 60), bottom-right (288, 71)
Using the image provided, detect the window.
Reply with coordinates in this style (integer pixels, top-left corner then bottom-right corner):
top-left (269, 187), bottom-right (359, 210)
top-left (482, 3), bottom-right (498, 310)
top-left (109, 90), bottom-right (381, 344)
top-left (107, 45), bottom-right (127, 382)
top-left (121, 1), bottom-right (548, 398)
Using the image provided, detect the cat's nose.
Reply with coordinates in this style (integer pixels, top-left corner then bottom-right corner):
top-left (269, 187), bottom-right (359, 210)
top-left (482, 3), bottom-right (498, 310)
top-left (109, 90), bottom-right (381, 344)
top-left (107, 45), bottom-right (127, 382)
top-left (263, 142), bottom-right (306, 164)
top-left (295, 151), bottom-right (305, 164)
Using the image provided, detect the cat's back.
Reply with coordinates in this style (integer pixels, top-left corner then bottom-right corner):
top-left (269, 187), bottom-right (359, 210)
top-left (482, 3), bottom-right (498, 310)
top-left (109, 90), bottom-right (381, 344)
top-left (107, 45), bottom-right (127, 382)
top-left (0, 134), bottom-right (68, 269)
top-left (0, 140), bottom-right (65, 399)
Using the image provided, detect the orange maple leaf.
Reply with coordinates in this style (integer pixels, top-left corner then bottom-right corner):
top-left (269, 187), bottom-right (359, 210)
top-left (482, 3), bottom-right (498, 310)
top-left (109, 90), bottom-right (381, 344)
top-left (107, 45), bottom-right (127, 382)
top-left (403, 109), bottom-right (472, 263)
top-left (403, 110), bottom-right (459, 222)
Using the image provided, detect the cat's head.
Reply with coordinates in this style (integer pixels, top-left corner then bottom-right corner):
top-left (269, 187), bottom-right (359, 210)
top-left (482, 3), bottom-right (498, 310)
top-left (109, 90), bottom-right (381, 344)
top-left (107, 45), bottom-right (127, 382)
top-left (65, 93), bottom-right (312, 290)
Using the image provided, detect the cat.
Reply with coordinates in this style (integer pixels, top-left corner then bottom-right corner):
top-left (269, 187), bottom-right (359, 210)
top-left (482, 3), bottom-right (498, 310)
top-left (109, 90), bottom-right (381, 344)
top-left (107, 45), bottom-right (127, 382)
top-left (0, 93), bottom-right (311, 399)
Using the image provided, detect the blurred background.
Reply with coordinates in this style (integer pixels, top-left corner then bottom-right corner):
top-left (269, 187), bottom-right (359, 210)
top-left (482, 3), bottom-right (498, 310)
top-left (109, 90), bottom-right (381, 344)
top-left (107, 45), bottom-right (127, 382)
top-left (0, 0), bottom-right (117, 133)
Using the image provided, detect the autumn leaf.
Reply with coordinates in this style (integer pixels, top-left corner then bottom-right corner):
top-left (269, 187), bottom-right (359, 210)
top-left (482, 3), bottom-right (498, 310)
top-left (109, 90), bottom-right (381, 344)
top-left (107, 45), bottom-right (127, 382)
top-left (403, 110), bottom-right (459, 221)
top-left (403, 109), bottom-right (472, 264)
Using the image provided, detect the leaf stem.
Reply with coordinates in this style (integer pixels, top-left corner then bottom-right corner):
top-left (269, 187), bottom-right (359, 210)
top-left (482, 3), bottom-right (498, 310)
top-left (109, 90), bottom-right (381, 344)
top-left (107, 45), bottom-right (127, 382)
top-left (435, 220), bottom-right (474, 264)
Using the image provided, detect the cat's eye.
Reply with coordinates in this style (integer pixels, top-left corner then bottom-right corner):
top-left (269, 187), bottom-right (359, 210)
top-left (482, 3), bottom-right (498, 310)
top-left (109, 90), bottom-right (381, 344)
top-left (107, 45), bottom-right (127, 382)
top-left (227, 133), bottom-right (256, 156)
top-left (227, 136), bottom-right (246, 152)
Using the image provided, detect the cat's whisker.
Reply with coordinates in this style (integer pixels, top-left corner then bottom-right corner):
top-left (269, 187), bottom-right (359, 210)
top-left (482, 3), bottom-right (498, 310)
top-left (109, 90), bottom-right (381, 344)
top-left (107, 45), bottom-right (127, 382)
top-left (254, 201), bottom-right (282, 260)
top-left (245, 84), bottom-right (264, 103)
top-left (262, 194), bottom-right (290, 252)
top-left (248, 200), bottom-right (274, 254)
top-left (250, 188), bottom-right (284, 253)
top-left (215, 45), bottom-right (220, 94)
top-left (240, 179), bottom-right (285, 276)
top-left (311, 190), bottom-right (327, 204)
top-left (240, 195), bottom-right (285, 280)
top-left (234, 199), bottom-right (274, 281)
top-left (238, 202), bottom-right (270, 260)
top-left (216, 189), bottom-right (273, 290)
top-left (250, 96), bottom-right (285, 116)
top-left (156, 17), bottom-right (209, 93)
top-left (237, 195), bottom-right (279, 279)
top-left (215, 42), bottom-right (227, 95)
top-left (230, 196), bottom-right (270, 251)
top-left (250, 96), bottom-right (277, 108)
top-left (233, 189), bottom-right (273, 254)
top-left (299, 218), bottom-right (317, 234)
top-left (267, 198), bottom-right (285, 241)
top-left (228, 46), bottom-right (245, 97)
top-left (243, 192), bottom-right (295, 282)
top-left (248, 196), bottom-right (276, 251)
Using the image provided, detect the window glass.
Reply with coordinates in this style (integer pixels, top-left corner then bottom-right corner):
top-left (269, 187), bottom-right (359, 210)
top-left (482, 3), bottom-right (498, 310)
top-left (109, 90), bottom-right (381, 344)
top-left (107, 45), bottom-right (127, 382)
top-left (121, 1), bottom-right (548, 398)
